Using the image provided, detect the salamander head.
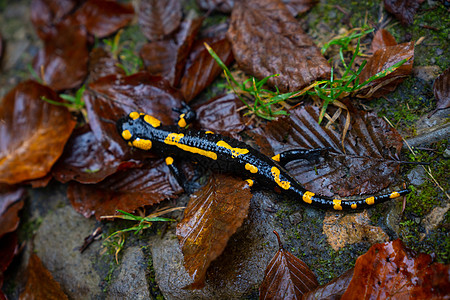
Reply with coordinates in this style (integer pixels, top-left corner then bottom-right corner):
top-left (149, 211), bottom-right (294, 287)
top-left (116, 111), bottom-right (161, 151)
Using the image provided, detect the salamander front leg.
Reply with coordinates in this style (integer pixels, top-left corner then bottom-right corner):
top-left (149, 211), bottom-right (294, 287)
top-left (165, 156), bottom-right (192, 193)
top-left (172, 102), bottom-right (196, 128)
top-left (271, 148), bottom-right (330, 166)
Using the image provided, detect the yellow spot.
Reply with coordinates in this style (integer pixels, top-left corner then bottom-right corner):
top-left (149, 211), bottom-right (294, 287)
top-left (178, 114), bottom-right (187, 128)
top-left (128, 141), bottom-right (132, 146)
top-left (122, 130), bottom-right (132, 140)
top-left (246, 179), bottom-right (254, 187)
top-left (302, 191), bottom-right (315, 204)
top-left (365, 197), bottom-right (375, 205)
top-left (205, 131), bottom-right (214, 134)
top-left (333, 199), bottom-right (343, 211)
top-left (216, 140), bottom-right (249, 158)
top-left (165, 157), bottom-right (174, 165)
top-left (245, 163), bottom-right (258, 173)
top-left (164, 133), bottom-right (217, 160)
top-left (389, 191), bottom-right (400, 198)
top-left (272, 154), bottom-right (280, 162)
top-left (351, 203), bottom-right (357, 209)
top-left (140, 113), bottom-right (145, 115)
top-left (144, 115), bottom-right (161, 127)
top-left (271, 167), bottom-right (291, 190)
top-left (129, 111), bottom-right (139, 120)
top-left (132, 138), bottom-right (152, 150)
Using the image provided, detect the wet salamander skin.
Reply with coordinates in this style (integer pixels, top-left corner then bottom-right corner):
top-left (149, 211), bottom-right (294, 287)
top-left (117, 112), bottom-right (410, 211)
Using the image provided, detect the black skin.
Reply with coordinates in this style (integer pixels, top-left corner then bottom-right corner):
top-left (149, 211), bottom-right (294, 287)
top-left (116, 105), bottom-right (410, 211)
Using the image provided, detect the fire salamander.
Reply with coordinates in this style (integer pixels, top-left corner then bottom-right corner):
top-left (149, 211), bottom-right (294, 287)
top-left (117, 110), bottom-right (410, 211)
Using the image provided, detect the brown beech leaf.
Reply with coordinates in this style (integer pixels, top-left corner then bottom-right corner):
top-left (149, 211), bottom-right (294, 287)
top-left (0, 81), bottom-right (76, 184)
top-left (180, 37), bottom-right (234, 102)
top-left (176, 173), bottom-right (252, 289)
top-left (260, 231), bottom-right (318, 299)
top-left (33, 19), bottom-right (90, 91)
top-left (0, 232), bottom-right (18, 274)
top-left (140, 15), bottom-right (203, 86)
top-left (282, 0), bottom-right (318, 16)
top-left (341, 239), bottom-right (450, 299)
top-left (196, 0), bottom-right (234, 13)
top-left (19, 254), bottom-right (68, 300)
top-left (384, 0), bottom-right (424, 25)
top-left (256, 104), bottom-right (403, 197)
top-left (139, 0), bottom-right (182, 41)
top-left (433, 67), bottom-right (450, 111)
top-left (30, 0), bottom-right (80, 39)
top-left (303, 268), bottom-right (354, 300)
top-left (323, 211), bottom-right (389, 251)
top-left (86, 72), bottom-right (184, 158)
top-left (0, 185), bottom-right (26, 217)
top-left (194, 93), bottom-right (246, 137)
top-left (371, 29), bottom-right (397, 53)
top-left (68, 159), bottom-right (183, 219)
top-left (0, 200), bottom-right (24, 239)
top-left (357, 41), bottom-right (414, 99)
top-left (227, 0), bottom-right (330, 92)
top-left (52, 126), bottom-right (142, 184)
top-left (87, 47), bottom-right (125, 83)
top-left (72, 0), bottom-right (134, 38)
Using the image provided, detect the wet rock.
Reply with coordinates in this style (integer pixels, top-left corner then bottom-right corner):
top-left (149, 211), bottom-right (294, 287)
top-left (413, 65), bottom-right (441, 82)
top-left (107, 246), bottom-right (151, 300)
top-left (151, 192), bottom-right (279, 299)
top-left (407, 166), bottom-right (427, 186)
top-left (34, 205), bottom-right (102, 299)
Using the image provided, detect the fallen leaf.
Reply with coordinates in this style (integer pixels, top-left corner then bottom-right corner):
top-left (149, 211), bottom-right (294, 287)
top-left (19, 254), bottom-right (68, 300)
top-left (0, 200), bottom-right (24, 239)
top-left (260, 231), bottom-right (319, 299)
top-left (357, 42), bottom-right (414, 99)
top-left (323, 211), bottom-right (389, 251)
top-left (227, 0), bottom-right (330, 92)
top-left (0, 232), bottom-right (18, 274)
top-left (371, 29), bottom-right (397, 52)
top-left (256, 104), bottom-right (404, 197)
top-left (196, 0), bottom-right (234, 13)
top-left (303, 268), bottom-right (354, 300)
top-left (341, 239), bottom-right (450, 299)
top-left (282, 0), bottom-right (318, 16)
top-left (140, 15), bottom-right (203, 86)
top-left (180, 37), bottom-right (234, 102)
top-left (0, 185), bottom-right (26, 217)
top-left (72, 0), bottom-right (134, 38)
top-left (433, 67), bottom-right (450, 111)
top-left (139, 0), bottom-right (182, 41)
top-left (0, 81), bottom-right (76, 184)
top-left (68, 159), bottom-right (183, 219)
top-left (384, 0), bottom-right (424, 25)
top-left (176, 173), bottom-right (252, 289)
top-left (87, 47), bottom-right (125, 83)
top-left (32, 19), bottom-right (90, 91)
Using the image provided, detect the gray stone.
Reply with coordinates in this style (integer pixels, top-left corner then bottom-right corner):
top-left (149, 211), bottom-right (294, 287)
top-left (413, 65), bottom-right (441, 82)
top-left (34, 206), bottom-right (103, 299)
top-left (107, 246), bottom-right (151, 300)
top-left (407, 166), bottom-right (427, 186)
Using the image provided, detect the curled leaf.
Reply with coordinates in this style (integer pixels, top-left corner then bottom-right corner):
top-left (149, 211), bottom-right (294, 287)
top-left (303, 269), bottom-right (354, 300)
top-left (371, 29), bottom-right (397, 52)
top-left (384, 0), bottom-right (424, 25)
top-left (139, 0), bottom-right (182, 41)
top-left (0, 200), bottom-right (24, 239)
top-left (0, 81), bottom-right (76, 184)
top-left (176, 174), bottom-right (252, 289)
top-left (433, 67), bottom-right (450, 111)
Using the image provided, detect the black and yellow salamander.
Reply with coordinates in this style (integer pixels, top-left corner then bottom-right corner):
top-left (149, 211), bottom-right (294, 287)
top-left (117, 110), bottom-right (410, 211)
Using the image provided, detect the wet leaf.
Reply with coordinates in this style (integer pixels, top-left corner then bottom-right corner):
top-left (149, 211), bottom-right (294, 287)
top-left (260, 231), bottom-right (319, 299)
top-left (357, 41), bottom-right (414, 99)
top-left (227, 0), bottom-right (330, 92)
top-left (140, 15), bottom-right (203, 86)
top-left (256, 104), bottom-right (403, 197)
top-left (371, 29), bottom-right (397, 52)
top-left (68, 159), bottom-right (183, 219)
top-left (282, 0), bottom-right (318, 16)
top-left (196, 0), bottom-right (234, 13)
top-left (176, 173), bottom-right (252, 289)
top-left (303, 268), bottom-right (354, 300)
top-left (72, 0), bottom-right (134, 38)
top-left (0, 185), bottom-right (26, 217)
top-left (30, 0), bottom-right (80, 39)
top-left (0, 200), bottom-right (24, 239)
top-left (19, 254), bottom-right (68, 300)
top-left (0, 81), bottom-right (76, 184)
top-left (433, 67), bottom-right (450, 111)
top-left (0, 232), bottom-right (18, 274)
top-left (52, 126), bottom-right (143, 184)
top-left (323, 211), bottom-right (389, 251)
top-left (341, 239), bottom-right (450, 299)
top-left (180, 37), bottom-right (234, 102)
top-left (86, 72), bottom-right (184, 158)
top-left (33, 19), bottom-right (90, 91)
top-left (384, 0), bottom-right (424, 25)
top-left (194, 93), bottom-right (246, 137)
top-left (139, 0), bottom-right (182, 41)
top-left (88, 47), bottom-right (125, 83)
